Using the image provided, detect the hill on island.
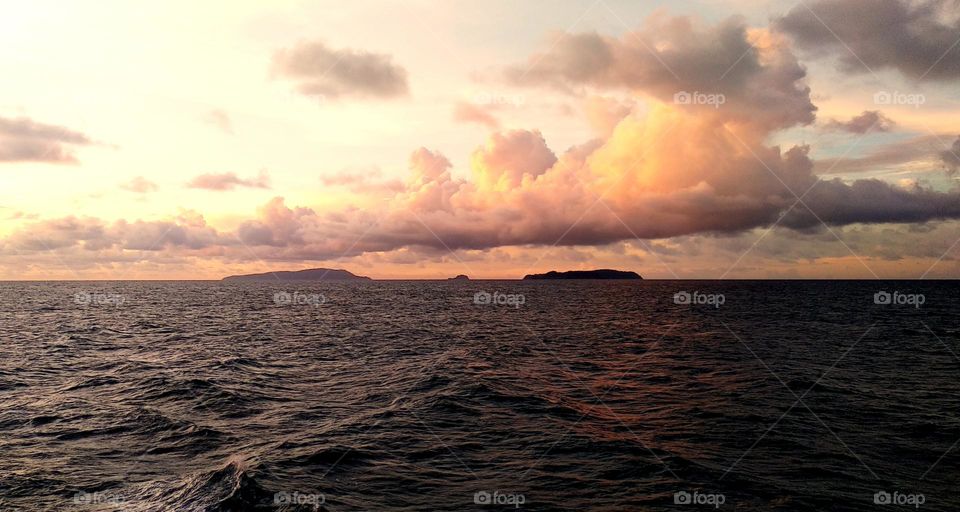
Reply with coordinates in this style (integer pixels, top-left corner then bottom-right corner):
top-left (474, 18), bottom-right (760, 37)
top-left (523, 269), bottom-right (642, 280)
top-left (222, 268), bottom-right (372, 282)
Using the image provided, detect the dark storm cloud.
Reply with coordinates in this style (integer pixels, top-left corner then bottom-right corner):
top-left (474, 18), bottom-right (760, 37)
top-left (783, 178), bottom-right (960, 228)
top-left (272, 41), bottom-right (409, 100)
top-left (0, 116), bottom-right (93, 164)
top-left (777, 0), bottom-right (960, 80)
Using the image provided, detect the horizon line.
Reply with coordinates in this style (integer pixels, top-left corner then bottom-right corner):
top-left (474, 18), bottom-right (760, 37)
top-left (1, 278), bottom-right (957, 282)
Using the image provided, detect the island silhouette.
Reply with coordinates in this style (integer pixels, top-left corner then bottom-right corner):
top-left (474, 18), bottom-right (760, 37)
top-left (222, 268), bottom-right (641, 281)
top-left (222, 268), bottom-right (372, 281)
top-left (523, 269), bottom-right (642, 280)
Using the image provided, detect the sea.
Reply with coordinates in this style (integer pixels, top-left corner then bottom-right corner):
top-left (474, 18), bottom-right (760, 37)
top-left (0, 280), bottom-right (957, 511)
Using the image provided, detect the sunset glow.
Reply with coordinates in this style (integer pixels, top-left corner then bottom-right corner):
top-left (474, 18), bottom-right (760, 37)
top-left (2, 0), bottom-right (959, 279)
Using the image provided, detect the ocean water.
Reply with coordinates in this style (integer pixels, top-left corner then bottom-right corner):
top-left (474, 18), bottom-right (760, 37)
top-left (0, 280), bottom-right (957, 511)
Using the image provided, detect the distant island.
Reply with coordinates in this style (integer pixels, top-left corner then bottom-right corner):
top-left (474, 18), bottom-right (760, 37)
top-left (448, 274), bottom-right (470, 281)
top-left (523, 269), bottom-right (642, 280)
top-left (222, 268), bottom-right (372, 282)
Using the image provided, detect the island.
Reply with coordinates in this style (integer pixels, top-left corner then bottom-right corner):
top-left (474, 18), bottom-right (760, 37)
top-left (448, 274), bottom-right (470, 281)
top-left (522, 269), bottom-right (642, 280)
top-left (222, 268), bottom-right (372, 282)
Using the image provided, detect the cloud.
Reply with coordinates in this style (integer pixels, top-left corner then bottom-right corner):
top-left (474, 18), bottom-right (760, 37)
top-left (5, 11), bottom-right (960, 273)
top-left (236, 197), bottom-right (321, 247)
top-left (814, 134), bottom-right (948, 174)
top-left (2, 209), bottom-right (39, 221)
top-left (470, 130), bottom-right (557, 191)
top-left (783, 177), bottom-right (960, 228)
top-left (941, 135), bottom-right (960, 174)
top-left (777, 0), bottom-right (960, 80)
top-left (320, 167), bottom-right (404, 194)
top-left (211, 114), bottom-right (960, 259)
top-left (824, 110), bottom-right (895, 133)
top-left (205, 109), bottom-right (233, 134)
top-left (0, 116), bottom-right (93, 164)
top-left (584, 96), bottom-right (634, 137)
top-left (272, 41), bottom-right (409, 100)
top-left (5, 212), bottom-right (225, 253)
top-left (505, 15), bottom-right (817, 131)
top-left (187, 170), bottom-right (270, 191)
top-left (453, 102), bottom-right (501, 129)
top-left (120, 176), bottom-right (159, 194)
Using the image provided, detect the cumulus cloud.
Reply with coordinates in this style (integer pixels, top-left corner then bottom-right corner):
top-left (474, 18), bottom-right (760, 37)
top-left (120, 176), bottom-right (159, 194)
top-left (453, 102), bottom-right (501, 129)
top-left (272, 41), bottom-right (409, 100)
top-left (187, 170), bottom-right (270, 191)
top-left (203, 115), bottom-right (960, 259)
top-left (0, 116), bottom-right (93, 164)
top-left (506, 15), bottom-right (817, 131)
top-left (470, 130), bottom-right (557, 191)
top-left (824, 110), bottom-right (895, 134)
top-left (777, 0), bottom-right (960, 80)
top-left (584, 96), bottom-right (634, 137)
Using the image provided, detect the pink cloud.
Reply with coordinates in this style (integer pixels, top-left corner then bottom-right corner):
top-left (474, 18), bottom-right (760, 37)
top-left (187, 170), bottom-right (270, 191)
top-left (0, 116), bottom-right (93, 164)
top-left (453, 102), bottom-right (501, 129)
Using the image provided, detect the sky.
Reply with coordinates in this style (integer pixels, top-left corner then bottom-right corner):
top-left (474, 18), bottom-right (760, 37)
top-left (1, 0), bottom-right (959, 279)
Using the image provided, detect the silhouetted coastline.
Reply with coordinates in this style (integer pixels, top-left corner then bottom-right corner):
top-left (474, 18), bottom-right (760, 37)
top-left (522, 269), bottom-right (642, 280)
top-left (222, 268), bottom-right (371, 282)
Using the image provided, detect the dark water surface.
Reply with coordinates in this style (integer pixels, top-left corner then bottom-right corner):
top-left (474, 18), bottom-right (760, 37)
top-left (0, 281), bottom-right (958, 511)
